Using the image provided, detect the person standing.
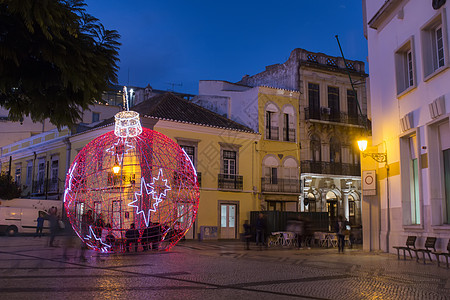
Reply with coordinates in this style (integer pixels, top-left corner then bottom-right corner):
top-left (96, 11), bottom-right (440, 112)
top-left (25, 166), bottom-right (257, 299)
top-left (80, 210), bottom-right (94, 261)
top-left (35, 212), bottom-right (44, 238)
top-left (335, 215), bottom-right (348, 253)
top-left (255, 213), bottom-right (266, 249)
top-left (125, 223), bottom-right (139, 252)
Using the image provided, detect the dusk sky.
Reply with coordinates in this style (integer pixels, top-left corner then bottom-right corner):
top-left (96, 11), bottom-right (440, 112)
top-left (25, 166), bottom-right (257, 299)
top-left (85, 0), bottom-right (367, 95)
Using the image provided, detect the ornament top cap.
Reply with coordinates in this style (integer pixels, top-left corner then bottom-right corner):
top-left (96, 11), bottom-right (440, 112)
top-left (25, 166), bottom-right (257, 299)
top-left (114, 110), bottom-right (142, 138)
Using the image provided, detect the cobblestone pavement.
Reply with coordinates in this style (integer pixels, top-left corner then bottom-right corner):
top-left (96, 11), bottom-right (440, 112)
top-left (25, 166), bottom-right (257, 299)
top-left (0, 236), bottom-right (449, 300)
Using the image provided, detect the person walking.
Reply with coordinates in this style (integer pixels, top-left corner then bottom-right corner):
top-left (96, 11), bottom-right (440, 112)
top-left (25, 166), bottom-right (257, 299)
top-left (48, 209), bottom-right (58, 247)
top-left (243, 220), bottom-right (251, 250)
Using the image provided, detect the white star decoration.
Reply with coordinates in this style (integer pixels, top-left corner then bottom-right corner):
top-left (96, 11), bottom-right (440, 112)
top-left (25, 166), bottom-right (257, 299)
top-left (128, 169), bottom-right (171, 227)
top-left (105, 138), bottom-right (134, 165)
top-left (84, 225), bottom-right (111, 253)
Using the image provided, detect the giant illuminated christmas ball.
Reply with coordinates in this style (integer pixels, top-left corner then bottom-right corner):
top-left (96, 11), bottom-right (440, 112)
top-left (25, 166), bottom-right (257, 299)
top-left (64, 110), bottom-right (199, 252)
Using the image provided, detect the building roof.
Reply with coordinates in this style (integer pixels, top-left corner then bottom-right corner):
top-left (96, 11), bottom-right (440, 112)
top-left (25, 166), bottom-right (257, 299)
top-left (93, 92), bottom-right (255, 133)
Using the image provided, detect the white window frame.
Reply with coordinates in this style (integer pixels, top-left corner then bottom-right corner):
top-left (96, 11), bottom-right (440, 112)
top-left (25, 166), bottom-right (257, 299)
top-left (399, 129), bottom-right (423, 227)
top-left (426, 117), bottom-right (450, 226)
top-left (394, 36), bottom-right (416, 96)
top-left (421, 9), bottom-right (449, 81)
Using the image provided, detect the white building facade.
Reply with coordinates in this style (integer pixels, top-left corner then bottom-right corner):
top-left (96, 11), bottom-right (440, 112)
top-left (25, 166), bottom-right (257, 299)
top-left (363, 0), bottom-right (450, 252)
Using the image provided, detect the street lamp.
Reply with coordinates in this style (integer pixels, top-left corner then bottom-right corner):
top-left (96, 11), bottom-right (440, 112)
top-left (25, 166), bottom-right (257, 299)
top-left (357, 139), bottom-right (387, 163)
top-left (112, 164), bottom-right (120, 174)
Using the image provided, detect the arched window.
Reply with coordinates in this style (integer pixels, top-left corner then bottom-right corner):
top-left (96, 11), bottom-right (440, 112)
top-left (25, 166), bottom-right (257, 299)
top-left (282, 105), bottom-right (296, 142)
top-left (265, 103), bottom-right (279, 140)
top-left (262, 155), bottom-right (279, 185)
top-left (282, 157), bottom-right (299, 193)
top-left (310, 135), bottom-right (321, 161)
top-left (330, 137), bottom-right (341, 163)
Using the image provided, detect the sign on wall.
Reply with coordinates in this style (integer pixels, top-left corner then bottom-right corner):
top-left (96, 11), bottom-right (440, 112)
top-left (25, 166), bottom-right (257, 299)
top-left (362, 170), bottom-right (377, 196)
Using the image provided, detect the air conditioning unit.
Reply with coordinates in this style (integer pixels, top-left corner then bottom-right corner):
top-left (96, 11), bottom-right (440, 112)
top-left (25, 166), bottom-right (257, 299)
top-left (429, 95), bottom-right (446, 119)
top-left (320, 107), bottom-right (331, 115)
top-left (400, 112), bottom-right (413, 132)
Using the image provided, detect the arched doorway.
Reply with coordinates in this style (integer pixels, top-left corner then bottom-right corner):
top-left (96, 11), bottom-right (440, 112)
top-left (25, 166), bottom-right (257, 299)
top-left (326, 190), bottom-right (339, 231)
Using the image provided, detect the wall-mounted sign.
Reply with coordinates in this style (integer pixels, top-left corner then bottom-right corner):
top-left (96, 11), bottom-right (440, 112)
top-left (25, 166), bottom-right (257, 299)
top-left (362, 170), bottom-right (377, 196)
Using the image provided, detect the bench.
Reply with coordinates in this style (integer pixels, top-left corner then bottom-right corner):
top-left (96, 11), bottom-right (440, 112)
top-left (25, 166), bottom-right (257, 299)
top-left (432, 239), bottom-right (450, 268)
top-left (412, 237), bottom-right (437, 264)
top-left (393, 236), bottom-right (416, 260)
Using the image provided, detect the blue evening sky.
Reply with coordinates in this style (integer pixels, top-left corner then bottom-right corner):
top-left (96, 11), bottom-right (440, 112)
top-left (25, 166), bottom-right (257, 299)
top-left (85, 0), bottom-right (367, 95)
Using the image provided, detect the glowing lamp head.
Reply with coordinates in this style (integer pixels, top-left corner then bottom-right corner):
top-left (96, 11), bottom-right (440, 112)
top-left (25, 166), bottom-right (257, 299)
top-left (357, 139), bottom-right (368, 152)
top-left (112, 164), bottom-right (120, 174)
top-left (114, 111), bottom-right (142, 138)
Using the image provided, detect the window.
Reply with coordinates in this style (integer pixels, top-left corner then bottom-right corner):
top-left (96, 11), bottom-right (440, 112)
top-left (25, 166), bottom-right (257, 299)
top-left (436, 25), bottom-right (445, 68)
top-left (400, 133), bottom-right (421, 225)
top-left (427, 119), bottom-right (450, 225)
top-left (36, 158), bottom-right (45, 193)
top-left (282, 105), bottom-right (296, 142)
top-left (181, 145), bottom-right (195, 165)
top-left (421, 13), bottom-right (448, 79)
top-left (26, 161), bottom-right (32, 186)
top-left (311, 135), bottom-right (321, 162)
top-left (409, 136), bottom-right (420, 224)
top-left (265, 103), bottom-right (279, 140)
top-left (308, 83), bottom-right (320, 119)
top-left (438, 121), bottom-right (450, 223)
top-left (327, 86), bottom-right (340, 122)
top-left (395, 37), bottom-right (416, 95)
top-left (50, 158), bottom-right (59, 192)
top-left (92, 112), bottom-right (100, 123)
top-left (223, 150), bottom-right (236, 175)
top-left (347, 90), bottom-right (358, 124)
top-left (15, 164), bottom-right (21, 187)
top-left (329, 137), bottom-right (341, 163)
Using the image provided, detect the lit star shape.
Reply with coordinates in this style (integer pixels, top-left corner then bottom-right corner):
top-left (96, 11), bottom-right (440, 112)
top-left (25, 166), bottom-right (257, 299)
top-left (84, 225), bottom-right (111, 253)
top-left (63, 162), bottom-right (77, 203)
top-left (129, 176), bottom-right (154, 226)
top-left (128, 169), bottom-right (171, 227)
top-left (105, 138), bottom-right (134, 165)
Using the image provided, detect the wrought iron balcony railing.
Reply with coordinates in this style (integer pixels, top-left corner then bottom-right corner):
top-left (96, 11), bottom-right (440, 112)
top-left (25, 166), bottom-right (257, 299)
top-left (218, 173), bottom-right (243, 190)
top-left (304, 107), bottom-right (368, 127)
top-left (265, 126), bottom-right (279, 140)
top-left (300, 161), bottom-right (361, 176)
top-left (261, 177), bottom-right (300, 193)
top-left (32, 178), bottom-right (60, 195)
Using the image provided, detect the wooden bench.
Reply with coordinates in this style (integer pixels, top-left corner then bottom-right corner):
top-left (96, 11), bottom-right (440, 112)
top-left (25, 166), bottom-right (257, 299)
top-left (432, 239), bottom-right (450, 268)
top-left (393, 236), bottom-right (416, 260)
top-left (412, 237), bottom-right (437, 264)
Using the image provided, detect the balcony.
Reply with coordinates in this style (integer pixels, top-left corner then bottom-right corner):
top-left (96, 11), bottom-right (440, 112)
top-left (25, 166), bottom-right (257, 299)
top-left (282, 128), bottom-right (296, 142)
top-left (218, 174), bottom-right (243, 190)
top-left (32, 178), bottom-right (60, 195)
top-left (261, 178), bottom-right (300, 194)
top-left (304, 107), bottom-right (368, 127)
top-left (265, 126), bottom-right (279, 140)
top-left (300, 161), bottom-right (361, 176)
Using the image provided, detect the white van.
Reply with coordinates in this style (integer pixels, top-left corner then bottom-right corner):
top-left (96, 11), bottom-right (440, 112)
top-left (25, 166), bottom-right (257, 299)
top-left (0, 198), bottom-right (62, 236)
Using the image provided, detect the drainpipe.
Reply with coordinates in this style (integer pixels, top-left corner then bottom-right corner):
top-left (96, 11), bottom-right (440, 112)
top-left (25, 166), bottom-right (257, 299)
top-left (385, 146), bottom-right (390, 252)
top-left (31, 152), bottom-right (37, 195)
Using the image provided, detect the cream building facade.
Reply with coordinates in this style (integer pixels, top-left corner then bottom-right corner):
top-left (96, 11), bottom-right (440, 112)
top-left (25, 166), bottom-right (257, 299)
top-left (363, 0), bottom-right (450, 252)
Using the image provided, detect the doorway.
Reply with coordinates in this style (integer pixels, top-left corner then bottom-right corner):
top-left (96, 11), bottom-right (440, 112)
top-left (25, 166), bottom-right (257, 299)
top-left (220, 204), bottom-right (236, 239)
